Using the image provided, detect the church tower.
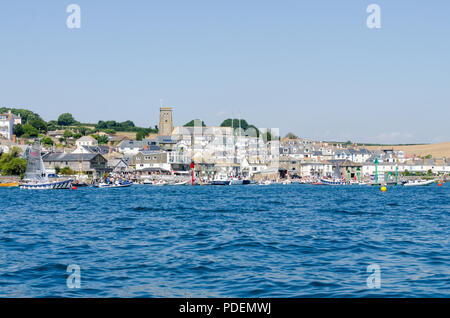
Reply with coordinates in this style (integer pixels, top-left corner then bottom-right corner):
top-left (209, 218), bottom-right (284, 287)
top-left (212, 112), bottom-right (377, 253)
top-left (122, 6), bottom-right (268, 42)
top-left (158, 107), bottom-right (173, 136)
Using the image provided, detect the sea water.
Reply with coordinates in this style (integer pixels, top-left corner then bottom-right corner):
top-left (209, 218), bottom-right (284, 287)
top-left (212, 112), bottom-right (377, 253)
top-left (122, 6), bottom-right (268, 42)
top-left (0, 184), bottom-right (448, 297)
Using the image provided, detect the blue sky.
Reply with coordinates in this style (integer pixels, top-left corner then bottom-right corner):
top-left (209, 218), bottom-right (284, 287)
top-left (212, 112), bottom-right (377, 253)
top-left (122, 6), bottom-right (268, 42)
top-left (0, 1), bottom-right (449, 143)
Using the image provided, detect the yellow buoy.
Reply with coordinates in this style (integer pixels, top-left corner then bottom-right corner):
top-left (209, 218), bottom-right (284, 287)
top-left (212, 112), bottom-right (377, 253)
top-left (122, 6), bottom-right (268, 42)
top-left (381, 186), bottom-right (387, 192)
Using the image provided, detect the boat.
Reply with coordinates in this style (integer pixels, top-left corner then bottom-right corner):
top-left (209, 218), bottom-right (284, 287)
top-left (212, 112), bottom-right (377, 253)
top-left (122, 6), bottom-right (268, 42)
top-left (404, 179), bottom-right (435, 187)
top-left (212, 173), bottom-right (231, 185)
top-left (211, 180), bottom-right (231, 185)
top-left (320, 178), bottom-right (346, 186)
top-left (95, 180), bottom-right (133, 188)
top-left (0, 182), bottom-right (19, 188)
top-left (72, 181), bottom-right (89, 187)
top-left (172, 180), bottom-right (189, 186)
top-left (19, 141), bottom-right (73, 190)
top-left (229, 177), bottom-right (244, 185)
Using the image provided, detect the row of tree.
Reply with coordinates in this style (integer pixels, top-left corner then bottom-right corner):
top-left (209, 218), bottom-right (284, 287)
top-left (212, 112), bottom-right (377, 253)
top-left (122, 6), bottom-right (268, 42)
top-left (4, 108), bottom-right (159, 140)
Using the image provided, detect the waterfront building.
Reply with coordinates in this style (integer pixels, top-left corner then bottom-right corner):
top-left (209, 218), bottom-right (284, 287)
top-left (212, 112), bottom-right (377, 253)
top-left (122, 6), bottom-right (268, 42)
top-left (106, 158), bottom-right (130, 173)
top-left (42, 153), bottom-right (110, 177)
top-left (133, 150), bottom-right (170, 171)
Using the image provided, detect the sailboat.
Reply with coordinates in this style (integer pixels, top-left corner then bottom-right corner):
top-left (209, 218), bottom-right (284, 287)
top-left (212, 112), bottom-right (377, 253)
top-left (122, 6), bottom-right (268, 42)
top-left (19, 141), bottom-right (73, 190)
top-left (73, 152), bottom-right (89, 187)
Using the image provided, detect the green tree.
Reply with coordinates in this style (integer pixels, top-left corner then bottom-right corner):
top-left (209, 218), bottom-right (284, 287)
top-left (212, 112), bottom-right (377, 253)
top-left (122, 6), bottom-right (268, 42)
top-left (41, 137), bottom-right (54, 146)
top-left (13, 124), bottom-right (24, 137)
top-left (184, 119), bottom-right (206, 127)
top-left (21, 123), bottom-right (39, 137)
top-left (92, 134), bottom-right (109, 144)
top-left (59, 167), bottom-right (76, 175)
top-left (63, 130), bottom-right (73, 139)
top-left (0, 147), bottom-right (27, 176)
top-left (285, 132), bottom-right (298, 139)
top-left (343, 140), bottom-right (353, 146)
top-left (136, 130), bottom-right (146, 141)
top-left (57, 113), bottom-right (77, 126)
top-left (28, 117), bottom-right (48, 133)
top-left (220, 118), bottom-right (249, 129)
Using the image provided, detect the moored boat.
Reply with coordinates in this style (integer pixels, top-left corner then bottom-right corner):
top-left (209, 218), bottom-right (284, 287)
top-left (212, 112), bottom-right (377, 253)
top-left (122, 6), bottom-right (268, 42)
top-left (404, 179), bottom-right (435, 187)
top-left (211, 180), bottom-right (231, 185)
top-left (0, 182), bottom-right (19, 188)
top-left (94, 180), bottom-right (133, 188)
top-left (19, 141), bottom-right (73, 190)
top-left (320, 178), bottom-right (345, 186)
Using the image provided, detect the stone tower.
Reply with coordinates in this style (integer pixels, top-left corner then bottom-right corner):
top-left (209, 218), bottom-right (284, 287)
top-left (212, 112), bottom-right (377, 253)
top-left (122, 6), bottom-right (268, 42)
top-left (159, 107), bottom-right (173, 136)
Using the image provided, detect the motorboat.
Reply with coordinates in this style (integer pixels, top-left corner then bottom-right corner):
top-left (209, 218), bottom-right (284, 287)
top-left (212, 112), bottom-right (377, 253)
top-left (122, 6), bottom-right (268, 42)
top-left (404, 179), bottom-right (435, 187)
top-left (95, 180), bottom-right (133, 188)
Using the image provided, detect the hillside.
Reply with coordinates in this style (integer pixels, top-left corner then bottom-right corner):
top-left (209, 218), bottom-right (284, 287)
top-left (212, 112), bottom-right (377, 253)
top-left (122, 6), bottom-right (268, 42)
top-left (365, 142), bottom-right (450, 158)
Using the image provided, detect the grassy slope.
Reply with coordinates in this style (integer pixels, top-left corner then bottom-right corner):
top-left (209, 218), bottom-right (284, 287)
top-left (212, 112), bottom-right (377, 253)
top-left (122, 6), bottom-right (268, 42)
top-left (365, 142), bottom-right (450, 158)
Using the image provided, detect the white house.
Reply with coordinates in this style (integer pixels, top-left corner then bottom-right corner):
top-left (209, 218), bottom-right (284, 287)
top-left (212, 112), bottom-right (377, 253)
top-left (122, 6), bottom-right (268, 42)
top-left (73, 136), bottom-right (99, 154)
top-left (0, 111), bottom-right (15, 140)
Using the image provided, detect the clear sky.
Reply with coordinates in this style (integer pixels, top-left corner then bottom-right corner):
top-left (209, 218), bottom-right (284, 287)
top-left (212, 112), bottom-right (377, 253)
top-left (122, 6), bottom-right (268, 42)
top-left (1, 1), bottom-right (449, 144)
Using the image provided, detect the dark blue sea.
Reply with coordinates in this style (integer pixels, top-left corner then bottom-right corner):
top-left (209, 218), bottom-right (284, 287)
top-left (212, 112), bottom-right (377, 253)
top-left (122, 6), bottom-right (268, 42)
top-left (0, 184), bottom-right (449, 297)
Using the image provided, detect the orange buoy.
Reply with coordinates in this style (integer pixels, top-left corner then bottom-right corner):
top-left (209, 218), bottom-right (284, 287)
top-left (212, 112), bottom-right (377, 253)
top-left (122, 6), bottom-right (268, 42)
top-left (437, 183), bottom-right (442, 187)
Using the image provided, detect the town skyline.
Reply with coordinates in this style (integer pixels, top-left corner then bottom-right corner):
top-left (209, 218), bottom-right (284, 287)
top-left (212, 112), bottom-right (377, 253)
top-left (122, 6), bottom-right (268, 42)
top-left (1, 1), bottom-right (449, 144)
top-left (2, 104), bottom-right (450, 146)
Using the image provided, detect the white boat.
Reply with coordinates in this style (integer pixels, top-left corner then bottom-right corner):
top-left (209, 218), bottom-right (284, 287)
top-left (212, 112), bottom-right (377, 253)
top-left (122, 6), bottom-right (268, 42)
top-left (212, 173), bottom-right (231, 185)
top-left (172, 180), bottom-right (189, 186)
top-left (19, 141), bottom-right (73, 190)
top-left (229, 177), bottom-right (244, 185)
top-left (320, 178), bottom-right (346, 186)
top-left (404, 179), bottom-right (435, 187)
top-left (95, 180), bottom-right (133, 188)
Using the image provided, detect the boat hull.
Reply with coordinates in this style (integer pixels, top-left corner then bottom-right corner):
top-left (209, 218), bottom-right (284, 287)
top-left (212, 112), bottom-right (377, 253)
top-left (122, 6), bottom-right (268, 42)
top-left (320, 179), bottom-right (345, 186)
top-left (404, 180), bottom-right (435, 187)
top-left (19, 179), bottom-right (73, 190)
top-left (95, 181), bottom-right (133, 188)
top-left (211, 180), bottom-right (231, 186)
top-left (0, 182), bottom-right (19, 188)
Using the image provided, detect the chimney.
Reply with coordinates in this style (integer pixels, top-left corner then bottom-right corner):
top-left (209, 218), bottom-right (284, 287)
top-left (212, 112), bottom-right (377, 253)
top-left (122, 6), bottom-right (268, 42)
top-left (12, 134), bottom-right (16, 143)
